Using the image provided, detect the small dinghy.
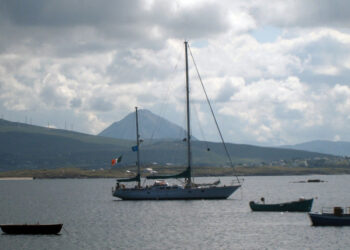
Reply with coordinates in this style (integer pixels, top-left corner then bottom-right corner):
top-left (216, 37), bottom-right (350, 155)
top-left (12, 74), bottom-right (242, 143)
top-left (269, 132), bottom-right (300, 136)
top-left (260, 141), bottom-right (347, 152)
top-left (249, 197), bottom-right (313, 212)
top-left (309, 207), bottom-right (350, 226)
top-left (0, 223), bottom-right (63, 234)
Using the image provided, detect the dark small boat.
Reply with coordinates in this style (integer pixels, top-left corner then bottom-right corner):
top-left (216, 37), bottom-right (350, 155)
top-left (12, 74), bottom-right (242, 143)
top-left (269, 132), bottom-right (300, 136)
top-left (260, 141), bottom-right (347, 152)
top-left (0, 224), bottom-right (63, 234)
top-left (307, 179), bottom-right (324, 183)
top-left (249, 198), bottom-right (313, 212)
top-left (309, 207), bottom-right (350, 226)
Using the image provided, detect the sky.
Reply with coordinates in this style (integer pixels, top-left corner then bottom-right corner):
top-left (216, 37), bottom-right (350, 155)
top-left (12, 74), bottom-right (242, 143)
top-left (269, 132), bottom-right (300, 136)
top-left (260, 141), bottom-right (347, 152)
top-left (1, 0), bottom-right (350, 146)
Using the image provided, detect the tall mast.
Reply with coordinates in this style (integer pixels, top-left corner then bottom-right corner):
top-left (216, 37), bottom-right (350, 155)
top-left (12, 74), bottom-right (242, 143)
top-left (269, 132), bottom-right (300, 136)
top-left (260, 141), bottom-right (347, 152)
top-left (185, 41), bottom-right (192, 185)
top-left (135, 106), bottom-right (141, 188)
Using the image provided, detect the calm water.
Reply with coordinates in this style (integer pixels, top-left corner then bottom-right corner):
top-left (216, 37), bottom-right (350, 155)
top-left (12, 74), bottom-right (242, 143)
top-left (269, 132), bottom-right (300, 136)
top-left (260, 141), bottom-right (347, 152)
top-left (1, 175), bottom-right (350, 250)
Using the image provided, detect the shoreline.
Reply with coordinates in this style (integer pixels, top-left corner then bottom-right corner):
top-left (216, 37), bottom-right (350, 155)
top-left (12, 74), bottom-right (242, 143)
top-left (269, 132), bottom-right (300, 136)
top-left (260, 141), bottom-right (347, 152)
top-left (0, 177), bottom-right (34, 180)
top-left (0, 166), bottom-right (349, 179)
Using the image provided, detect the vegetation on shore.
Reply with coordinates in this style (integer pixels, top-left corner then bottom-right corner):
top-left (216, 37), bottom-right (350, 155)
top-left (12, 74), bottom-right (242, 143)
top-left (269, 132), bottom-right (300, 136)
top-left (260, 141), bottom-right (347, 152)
top-left (1, 165), bottom-right (350, 179)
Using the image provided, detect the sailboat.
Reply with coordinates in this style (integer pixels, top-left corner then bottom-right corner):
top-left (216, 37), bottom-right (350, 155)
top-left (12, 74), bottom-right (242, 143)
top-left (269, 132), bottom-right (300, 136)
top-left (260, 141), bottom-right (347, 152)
top-left (112, 41), bottom-right (241, 200)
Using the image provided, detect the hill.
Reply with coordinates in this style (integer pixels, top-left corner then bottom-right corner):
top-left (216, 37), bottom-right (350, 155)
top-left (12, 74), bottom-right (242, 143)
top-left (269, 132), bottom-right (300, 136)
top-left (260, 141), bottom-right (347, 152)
top-left (98, 109), bottom-right (192, 140)
top-left (0, 119), bottom-right (131, 171)
top-left (281, 140), bottom-right (350, 156)
top-left (0, 119), bottom-right (340, 172)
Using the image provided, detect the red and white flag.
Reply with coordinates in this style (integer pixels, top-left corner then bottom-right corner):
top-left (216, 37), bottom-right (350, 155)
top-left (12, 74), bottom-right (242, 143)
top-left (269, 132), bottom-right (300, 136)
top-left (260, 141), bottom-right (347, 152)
top-left (111, 155), bottom-right (122, 166)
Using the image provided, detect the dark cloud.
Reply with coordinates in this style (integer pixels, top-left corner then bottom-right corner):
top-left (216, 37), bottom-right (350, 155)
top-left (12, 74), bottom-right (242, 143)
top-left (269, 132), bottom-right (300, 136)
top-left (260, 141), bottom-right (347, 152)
top-left (106, 50), bottom-right (174, 84)
top-left (214, 80), bottom-right (240, 102)
top-left (0, 0), bottom-right (230, 56)
top-left (297, 35), bottom-right (350, 64)
top-left (39, 84), bottom-right (67, 107)
top-left (299, 70), bottom-right (350, 87)
top-left (89, 97), bottom-right (114, 112)
top-left (70, 97), bottom-right (82, 108)
top-left (295, 0), bottom-right (350, 27)
top-left (291, 35), bottom-right (350, 85)
top-left (252, 0), bottom-right (350, 28)
top-left (1, 0), bottom-right (140, 27)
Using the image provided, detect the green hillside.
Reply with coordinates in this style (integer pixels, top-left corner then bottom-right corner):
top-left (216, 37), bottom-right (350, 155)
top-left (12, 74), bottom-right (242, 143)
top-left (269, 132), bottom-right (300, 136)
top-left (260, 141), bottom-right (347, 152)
top-left (0, 119), bottom-right (338, 171)
top-left (0, 119), bottom-right (133, 171)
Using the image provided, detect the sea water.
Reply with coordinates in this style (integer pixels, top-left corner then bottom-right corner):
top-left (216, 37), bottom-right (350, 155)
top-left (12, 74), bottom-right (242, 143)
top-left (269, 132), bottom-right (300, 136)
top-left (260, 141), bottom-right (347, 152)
top-left (1, 175), bottom-right (350, 249)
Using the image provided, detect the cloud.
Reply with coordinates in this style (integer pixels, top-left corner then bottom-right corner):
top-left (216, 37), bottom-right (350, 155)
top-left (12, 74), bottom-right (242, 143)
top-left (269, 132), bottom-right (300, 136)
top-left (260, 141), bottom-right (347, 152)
top-left (206, 77), bottom-right (350, 145)
top-left (0, 0), bottom-right (234, 56)
top-left (1, 0), bottom-right (350, 146)
top-left (70, 98), bottom-right (82, 108)
top-left (252, 0), bottom-right (350, 28)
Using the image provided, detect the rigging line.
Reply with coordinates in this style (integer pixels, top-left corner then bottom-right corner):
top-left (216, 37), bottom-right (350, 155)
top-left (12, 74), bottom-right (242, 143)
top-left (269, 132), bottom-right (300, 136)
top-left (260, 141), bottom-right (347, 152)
top-left (188, 44), bottom-right (240, 183)
top-left (192, 100), bottom-right (210, 151)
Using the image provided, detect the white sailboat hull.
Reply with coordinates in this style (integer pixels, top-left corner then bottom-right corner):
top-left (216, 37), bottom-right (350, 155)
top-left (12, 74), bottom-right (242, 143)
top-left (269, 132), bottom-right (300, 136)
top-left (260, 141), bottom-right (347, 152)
top-left (113, 185), bottom-right (241, 200)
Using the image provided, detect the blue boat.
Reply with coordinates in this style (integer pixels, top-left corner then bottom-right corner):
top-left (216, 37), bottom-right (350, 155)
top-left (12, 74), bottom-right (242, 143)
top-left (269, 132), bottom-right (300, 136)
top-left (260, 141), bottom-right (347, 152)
top-left (309, 207), bottom-right (350, 226)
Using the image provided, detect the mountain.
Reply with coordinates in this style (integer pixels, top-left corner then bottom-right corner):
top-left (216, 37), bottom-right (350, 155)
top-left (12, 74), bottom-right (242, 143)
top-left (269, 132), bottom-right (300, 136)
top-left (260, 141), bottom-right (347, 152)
top-left (281, 140), bottom-right (350, 156)
top-left (0, 118), bottom-right (337, 171)
top-left (99, 109), bottom-right (191, 140)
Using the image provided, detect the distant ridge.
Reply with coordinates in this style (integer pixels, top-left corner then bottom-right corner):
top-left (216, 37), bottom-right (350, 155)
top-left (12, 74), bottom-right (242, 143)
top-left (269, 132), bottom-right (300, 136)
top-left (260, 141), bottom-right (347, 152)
top-left (281, 140), bottom-right (350, 156)
top-left (0, 118), bottom-right (336, 171)
top-left (99, 109), bottom-right (192, 140)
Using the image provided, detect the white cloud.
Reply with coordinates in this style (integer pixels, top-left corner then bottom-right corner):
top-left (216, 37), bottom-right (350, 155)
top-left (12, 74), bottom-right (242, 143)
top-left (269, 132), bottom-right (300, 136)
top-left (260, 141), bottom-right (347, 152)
top-left (1, 0), bottom-right (350, 146)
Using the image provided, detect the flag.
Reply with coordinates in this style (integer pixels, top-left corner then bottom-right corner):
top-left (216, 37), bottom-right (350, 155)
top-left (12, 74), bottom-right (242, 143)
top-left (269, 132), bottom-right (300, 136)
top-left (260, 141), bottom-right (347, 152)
top-left (132, 145), bottom-right (138, 152)
top-left (111, 155), bottom-right (122, 166)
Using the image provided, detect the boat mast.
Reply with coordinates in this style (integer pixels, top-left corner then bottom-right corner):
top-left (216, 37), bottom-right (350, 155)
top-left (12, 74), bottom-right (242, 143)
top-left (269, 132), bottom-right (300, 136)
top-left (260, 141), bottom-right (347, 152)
top-left (185, 41), bottom-right (192, 186)
top-left (135, 106), bottom-right (141, 188)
